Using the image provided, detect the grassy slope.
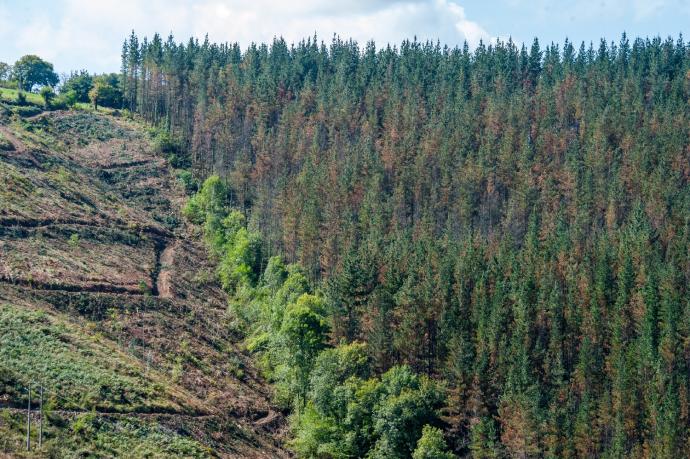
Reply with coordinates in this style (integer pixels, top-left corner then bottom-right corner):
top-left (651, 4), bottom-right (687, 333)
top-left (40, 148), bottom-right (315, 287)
top-left (0, 87), bottom-right (43, 105)
top-left (0, 109), bottom-right (287, 457)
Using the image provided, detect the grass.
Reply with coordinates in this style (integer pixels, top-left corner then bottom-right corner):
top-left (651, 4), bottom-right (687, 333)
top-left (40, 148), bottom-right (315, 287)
top-left (19, 110), bottom-right (129, 147)
top-left (0, 87), bottom-right (44, 106)
top-left (0, 303), bottom-right (181, 413)
top-left (0, 409), bottom-right (211, 458)
top-left (0, 88), bottom-right (117, 117)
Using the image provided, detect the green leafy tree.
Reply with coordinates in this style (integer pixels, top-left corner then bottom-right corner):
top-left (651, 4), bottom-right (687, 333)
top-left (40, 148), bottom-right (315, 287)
top-left (182, 175), bottom-right (229, 225)
top-left (308, 342), bottom-right (370, 418)
top-left (370, 366), bottom-right (446, 458)
top-left (88, 74), bottom-right (123, 109)
top-left (0, 62), bottom-right (10, 81)
top-left (40, 85), bottom-right (55, 107)
top-left (12, 55), bottom-right (58, 91)
top-left (279, 294), bottom-right (330, 406)
top-left (217, 226), bottom-right (263, 292)
top-left (413, 425), bottom-right (456, 459)
top-left (62, 70), bottom-right (93, 102)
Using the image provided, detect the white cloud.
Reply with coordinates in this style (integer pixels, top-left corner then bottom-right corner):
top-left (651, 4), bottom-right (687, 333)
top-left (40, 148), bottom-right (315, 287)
top-left (191, 0), bottom-right (491, 48)
top-left (0, 0), bottom-right (492, 73)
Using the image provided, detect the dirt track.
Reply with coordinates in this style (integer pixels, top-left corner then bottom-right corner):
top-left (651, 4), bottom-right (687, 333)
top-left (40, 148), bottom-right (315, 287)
top-left (157, 242), bottom-right (177, 298)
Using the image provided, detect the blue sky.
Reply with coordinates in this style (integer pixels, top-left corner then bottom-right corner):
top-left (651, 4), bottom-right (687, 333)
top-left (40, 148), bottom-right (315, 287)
top-left (0, 0), bottom-right (687, 75)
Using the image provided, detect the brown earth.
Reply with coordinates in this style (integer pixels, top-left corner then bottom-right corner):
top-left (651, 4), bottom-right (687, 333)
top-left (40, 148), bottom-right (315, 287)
top-left (157, 242), bottom-right (177, 298)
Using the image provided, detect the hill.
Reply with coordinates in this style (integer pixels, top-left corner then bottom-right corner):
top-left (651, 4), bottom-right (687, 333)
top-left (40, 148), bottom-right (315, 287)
top-left (0, 108), bottom-right (288, 457)
top-left (122, 33), bottom-right (690, 458)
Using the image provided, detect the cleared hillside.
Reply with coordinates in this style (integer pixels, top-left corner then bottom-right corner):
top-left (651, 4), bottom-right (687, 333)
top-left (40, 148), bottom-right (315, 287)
top-left (0, 109), bottom-right (288, 458)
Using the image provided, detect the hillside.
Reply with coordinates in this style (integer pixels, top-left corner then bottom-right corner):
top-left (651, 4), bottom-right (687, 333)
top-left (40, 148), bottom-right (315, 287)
top-left (0, 108), bottom-right (288, 457)
top-left (1, 32), bottom-right (689, 458)
top-left (121, 34), bottom-right (690, 458)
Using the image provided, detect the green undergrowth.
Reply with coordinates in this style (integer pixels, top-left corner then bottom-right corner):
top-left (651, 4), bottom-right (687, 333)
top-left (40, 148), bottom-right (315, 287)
top-left (21, 111), bottom-right (129, 146)
top-left (0, 132), bottom-right (14, 151)
top-left (0, 303), bottom-right (179, 413)
top-left (0, 410), bottom-right (210, 458)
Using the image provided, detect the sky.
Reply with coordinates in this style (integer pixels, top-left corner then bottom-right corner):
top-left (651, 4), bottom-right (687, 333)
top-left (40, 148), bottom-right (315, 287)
top-left (0, 0), bottom-right (688, 75)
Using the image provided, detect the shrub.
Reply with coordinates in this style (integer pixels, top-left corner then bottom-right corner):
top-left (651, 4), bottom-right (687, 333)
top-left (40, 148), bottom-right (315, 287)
top-left (0, 133), bottom-right (14, 151)
top-left (68, 233), bottom-right (80, 247)
top-left (12, 105), bottom-right (42, 117)
top-left (152, 130), bottom-right (180, 154)
top-left (153, 131), bottom-right (189, 168)
top-left (58, 89), bottom-right (78, 108)
top-left (176, 170), bottom-right (198, 194)
top-left (48, 97), bottom-right (68, 111)
top-left (40, 85), bottom-right (55, 107)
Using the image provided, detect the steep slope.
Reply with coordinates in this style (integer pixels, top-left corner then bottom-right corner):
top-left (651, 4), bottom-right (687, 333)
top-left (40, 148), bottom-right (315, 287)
top-left (0, 110), bottom-right (288, 457)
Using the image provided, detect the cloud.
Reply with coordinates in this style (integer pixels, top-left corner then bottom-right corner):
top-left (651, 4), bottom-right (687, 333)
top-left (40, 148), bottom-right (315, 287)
top-left (0, 0), bottom-right (492, 73)
top-left (191, 0), bottom-right (491, 48)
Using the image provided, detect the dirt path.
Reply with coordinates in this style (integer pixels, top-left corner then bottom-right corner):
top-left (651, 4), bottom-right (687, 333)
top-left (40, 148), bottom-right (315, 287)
top-left (0, 126), bottom-right (25, 153)
top-left (157, 242), bottom-right (176, 298)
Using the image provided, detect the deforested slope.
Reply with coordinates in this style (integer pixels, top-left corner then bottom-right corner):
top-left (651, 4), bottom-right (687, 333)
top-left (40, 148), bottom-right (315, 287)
top-left (0, 109), bottom-right (287, 458)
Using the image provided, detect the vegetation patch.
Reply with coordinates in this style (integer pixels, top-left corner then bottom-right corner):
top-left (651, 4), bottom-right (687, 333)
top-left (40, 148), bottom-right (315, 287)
top-left (12, 105), bottom-right (43, 118)
top-left (0, 234), bottom-right (156, 292)
top-left (0, 303), bottom-right (181, 413)
top-left (0, 133), bottom-right (14, 151)
top-left (0, 410), bottom-right (210, 458)
top-left (36, 111), bottom-right (128, 143)
top-left (0, 87), bottom-right (44, 105)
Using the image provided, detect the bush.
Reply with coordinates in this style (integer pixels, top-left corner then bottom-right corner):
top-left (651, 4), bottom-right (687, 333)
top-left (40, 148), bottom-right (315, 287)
top-left (153, 131), bottom-right (189, 168)
top-left (59, 89), bottom-right (78, 108)
top-left (40, 85), bottom-right (55, 107)
top-left (48, 97), bottom-right (68, 111)
top-left (69, 233), bottom-right (80, 247)
top-left (182, 175), bottom-right (229, 224)
top-left (153, 131), bottom-right (181, 154)
top-left (12, 105), bottom-right (42, 117)
top-left (176, 170), bottom-right (198, 194)
top-left (0, 133), bottom-right (14, 151)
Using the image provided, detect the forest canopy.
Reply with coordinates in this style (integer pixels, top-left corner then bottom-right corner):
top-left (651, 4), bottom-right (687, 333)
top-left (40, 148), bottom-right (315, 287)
top-left (124, 32), bottom-right (690, 458)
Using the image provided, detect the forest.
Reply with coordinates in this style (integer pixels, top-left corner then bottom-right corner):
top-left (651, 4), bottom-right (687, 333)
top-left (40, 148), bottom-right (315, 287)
top-left (121, 32), bottom-right (690, 457)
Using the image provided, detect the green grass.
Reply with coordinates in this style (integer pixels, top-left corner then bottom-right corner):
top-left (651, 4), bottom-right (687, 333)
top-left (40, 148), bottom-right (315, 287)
top-left (60, 415), bottom-right (212, 458)
top-left (0, 87), bottom-right (44, 105)
top-left (0, 410), bottom-right (211, 458)
top-left (20, 110), bottom-right (129, 146)
top-left (74, 101), bottom-right (120, 114)
top-left (0, 302), bottom-right (213, 457)
top-left (0, 303), bottom-right (181, 413)
top-left (0, 87), bottom-right (118, 112)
